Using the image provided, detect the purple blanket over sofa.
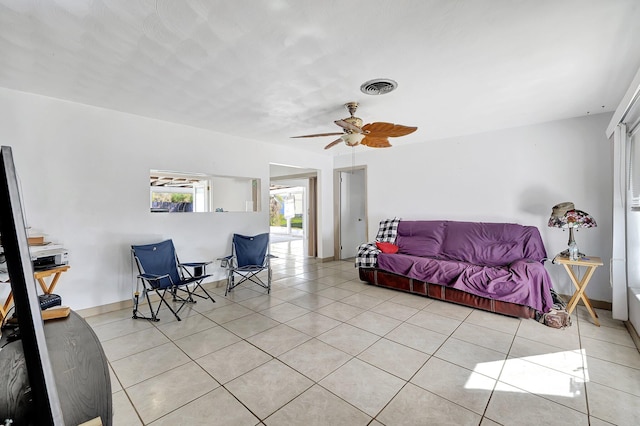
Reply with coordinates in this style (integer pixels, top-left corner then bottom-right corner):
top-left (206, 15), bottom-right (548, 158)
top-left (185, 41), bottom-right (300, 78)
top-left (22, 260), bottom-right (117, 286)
top-left (376, 221), bottom-right (554, 313)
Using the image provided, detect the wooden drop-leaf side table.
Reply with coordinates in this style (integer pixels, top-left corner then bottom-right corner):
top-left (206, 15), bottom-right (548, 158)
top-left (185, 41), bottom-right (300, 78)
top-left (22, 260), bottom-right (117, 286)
top-left (553, 255), bottom-right (603, 326)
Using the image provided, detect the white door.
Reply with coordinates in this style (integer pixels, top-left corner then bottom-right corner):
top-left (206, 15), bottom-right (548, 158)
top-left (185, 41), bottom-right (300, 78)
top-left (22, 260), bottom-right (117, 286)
top-left (339, 169), bottom-right (366, 259)
top-left (192, 180), bottom-right (210, 212)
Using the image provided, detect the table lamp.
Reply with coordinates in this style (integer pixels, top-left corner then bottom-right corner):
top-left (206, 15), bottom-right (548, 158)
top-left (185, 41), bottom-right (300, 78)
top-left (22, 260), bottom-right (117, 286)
top-left (548, 202), bottom-right (597, 260)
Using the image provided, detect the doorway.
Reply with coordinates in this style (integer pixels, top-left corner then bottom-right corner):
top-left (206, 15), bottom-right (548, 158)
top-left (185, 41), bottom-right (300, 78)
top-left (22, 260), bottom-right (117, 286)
top-left (269, 185), bottom-right (305, 255)
top-left (334, 166), bottom-right (367, 260)
top-left (269, 164), bottom-right (319, 258)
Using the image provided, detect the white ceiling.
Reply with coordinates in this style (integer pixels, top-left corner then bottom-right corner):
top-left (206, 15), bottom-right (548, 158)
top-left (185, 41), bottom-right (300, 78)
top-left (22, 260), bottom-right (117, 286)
top-left (1, 0), bottom-right (640, 155)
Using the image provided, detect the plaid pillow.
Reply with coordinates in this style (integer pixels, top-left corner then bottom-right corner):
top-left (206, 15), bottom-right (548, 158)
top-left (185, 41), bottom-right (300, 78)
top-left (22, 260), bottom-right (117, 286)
top-left (355, 242), bottom-right (379, 268)
top-left (375, 217), bottom-right (401, 243)
top-left (355, 218), bottom-right (402, 268)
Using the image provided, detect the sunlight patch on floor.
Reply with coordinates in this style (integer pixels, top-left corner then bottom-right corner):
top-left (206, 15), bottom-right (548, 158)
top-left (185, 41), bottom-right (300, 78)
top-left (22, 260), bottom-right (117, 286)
top-left (466, 349), bottom-right (588, 398)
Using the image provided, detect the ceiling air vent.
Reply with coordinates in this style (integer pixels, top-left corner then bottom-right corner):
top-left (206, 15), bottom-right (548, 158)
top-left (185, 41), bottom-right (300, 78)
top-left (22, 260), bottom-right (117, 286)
top-left (360, 79), bottom-right (398, 95)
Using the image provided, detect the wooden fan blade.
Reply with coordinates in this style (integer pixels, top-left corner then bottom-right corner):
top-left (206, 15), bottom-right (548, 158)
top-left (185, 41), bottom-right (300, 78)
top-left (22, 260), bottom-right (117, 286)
top-left (324, 138), bottom-right (344, 150)
top-left (334, 120), bottom-right (363, 134)
top-left (361, 136), bottom-right (392, 148)
top-left (362, 122), bottom-right (417, 138)
top-left (291, 132), bottom-right (344, 138)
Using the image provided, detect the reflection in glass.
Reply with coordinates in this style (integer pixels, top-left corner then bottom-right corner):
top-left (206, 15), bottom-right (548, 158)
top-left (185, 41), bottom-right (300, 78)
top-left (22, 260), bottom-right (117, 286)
top-left (150, 170), bottom-right (260, 213)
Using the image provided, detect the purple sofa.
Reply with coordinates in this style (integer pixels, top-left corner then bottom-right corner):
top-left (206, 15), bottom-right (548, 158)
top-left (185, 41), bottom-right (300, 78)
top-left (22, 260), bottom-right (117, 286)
top-left (358, 220), bottom-right (555, 318)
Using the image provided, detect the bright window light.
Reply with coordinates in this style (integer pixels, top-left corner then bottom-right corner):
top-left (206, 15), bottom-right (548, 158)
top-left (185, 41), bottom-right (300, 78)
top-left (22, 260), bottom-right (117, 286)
top-left (465, 349), bottom-right (588, 399)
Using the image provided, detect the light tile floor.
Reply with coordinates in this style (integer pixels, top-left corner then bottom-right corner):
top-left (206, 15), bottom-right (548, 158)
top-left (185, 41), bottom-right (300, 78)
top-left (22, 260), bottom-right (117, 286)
top-left (85, 240), bottom-right (640, 425)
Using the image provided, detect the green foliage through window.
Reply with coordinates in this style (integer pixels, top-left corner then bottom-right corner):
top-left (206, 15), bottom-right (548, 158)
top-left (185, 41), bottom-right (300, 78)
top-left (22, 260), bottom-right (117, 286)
top-left (269, 195), bottom-right (283, 226)
top-left (151, 192), bottom-right (193, 203)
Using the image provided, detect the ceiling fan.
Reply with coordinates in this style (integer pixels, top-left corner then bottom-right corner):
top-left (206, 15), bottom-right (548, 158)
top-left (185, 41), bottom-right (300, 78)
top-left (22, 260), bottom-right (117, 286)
top-left (291, 102), bottom-right (418, 149)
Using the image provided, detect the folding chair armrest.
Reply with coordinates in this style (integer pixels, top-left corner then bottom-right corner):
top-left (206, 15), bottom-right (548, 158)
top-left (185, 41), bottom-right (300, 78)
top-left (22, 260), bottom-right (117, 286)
top-left (217, 255), bottom-right (234, 268)
top-left (180, 261), bottom-right (212, 267)
top-left (138, 273), bottom-right (171, 288)
top-left (138, 273), bottom-right (169, 281)
top-left (179, 261), bottom-right (212, 278)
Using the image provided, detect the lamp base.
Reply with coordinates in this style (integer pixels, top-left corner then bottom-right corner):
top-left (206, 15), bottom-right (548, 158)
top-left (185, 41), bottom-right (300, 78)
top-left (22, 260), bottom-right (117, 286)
top-left (557, 249), bottom-right (586, 259)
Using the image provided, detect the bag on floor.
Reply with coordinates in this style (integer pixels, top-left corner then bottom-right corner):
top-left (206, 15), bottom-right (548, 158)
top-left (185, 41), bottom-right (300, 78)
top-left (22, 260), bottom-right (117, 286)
top-left (539, 309), bottom-right (572, 329)
top-left (537, 288), bottom-right (571, 329)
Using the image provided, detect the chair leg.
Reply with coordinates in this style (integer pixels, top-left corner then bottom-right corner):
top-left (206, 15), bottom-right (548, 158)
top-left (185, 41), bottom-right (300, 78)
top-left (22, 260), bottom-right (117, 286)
top-left (225, 273), bottom-right (234, 296)
top-left (226, 268), bottom-right (271, 294)
top-left (156, 288), bottom-right (183, 321)
top-left (132, 291), bottom-right (141, 320)
top-left (194, 283), bottom-right (216, 305)
top-left (175, 280), bottom-right (215, 305)
top-left (171, 286), bottom-right (195, 304)
top-left (180, 284), bottom-right (197, 304)
top-left (132, 288), bottom-right (163, 322)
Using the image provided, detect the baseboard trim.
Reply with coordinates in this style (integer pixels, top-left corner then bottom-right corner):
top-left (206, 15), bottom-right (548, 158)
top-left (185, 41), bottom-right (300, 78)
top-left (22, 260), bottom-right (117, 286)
top-left (76, 299), bottom-right (133, 318)
top-left (558, 294), bottom-right (612, 311)
top-left (76, 279), bottom-right (227, 318)
top-left (625, 320), bottom-right (640, 353)
top-left (556, 295), bottom-right (639, 352)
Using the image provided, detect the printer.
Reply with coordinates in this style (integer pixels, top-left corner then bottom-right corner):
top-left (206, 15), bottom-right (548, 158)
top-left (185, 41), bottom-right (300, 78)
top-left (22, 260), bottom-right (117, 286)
top-left (29, 245), bottom-right (69, 270)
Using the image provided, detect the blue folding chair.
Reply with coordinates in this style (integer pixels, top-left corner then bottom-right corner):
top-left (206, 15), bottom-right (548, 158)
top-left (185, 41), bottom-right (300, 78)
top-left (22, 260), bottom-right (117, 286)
top-left (131, 239), bottom-right (215, 321)
top-left (219, 233), bottom-right (275, 295)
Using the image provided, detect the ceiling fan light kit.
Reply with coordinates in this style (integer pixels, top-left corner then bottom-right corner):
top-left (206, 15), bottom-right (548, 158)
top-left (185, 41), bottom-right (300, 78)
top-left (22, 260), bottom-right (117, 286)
top-left (291, 101), bottom-right (417, 150)
top-left (341, 133), bottom-right (365, 147)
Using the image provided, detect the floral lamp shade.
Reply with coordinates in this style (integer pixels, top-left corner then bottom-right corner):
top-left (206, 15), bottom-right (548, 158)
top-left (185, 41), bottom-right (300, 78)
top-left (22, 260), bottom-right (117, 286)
top-left (548, 208), bottom-right (597, 229)
top-left (548, 202), bottom-right (597, 260)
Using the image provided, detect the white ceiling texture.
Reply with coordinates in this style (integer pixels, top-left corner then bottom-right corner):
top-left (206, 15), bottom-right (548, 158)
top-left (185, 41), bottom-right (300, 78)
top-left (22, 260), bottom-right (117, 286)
top-left (1, 0), bottom-right (640, 155)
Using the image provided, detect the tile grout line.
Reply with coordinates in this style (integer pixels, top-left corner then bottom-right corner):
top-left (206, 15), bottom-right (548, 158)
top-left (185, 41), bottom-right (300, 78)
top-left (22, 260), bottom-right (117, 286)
top-left (97, 252), bottom-right (640, 425)
top-left (479, 318), bottom-right (523, 425)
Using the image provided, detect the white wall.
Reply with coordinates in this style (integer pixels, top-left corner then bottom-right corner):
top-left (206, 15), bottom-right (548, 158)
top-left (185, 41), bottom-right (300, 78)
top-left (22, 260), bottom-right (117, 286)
top-left (0, 88), bottom-right (333, 310)
top-left (0, 85), bottom-right (615, 309)
top-left (211, 176), bottom-right (254, 212)
top-left (335, 113), bottom-right (614, 302)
